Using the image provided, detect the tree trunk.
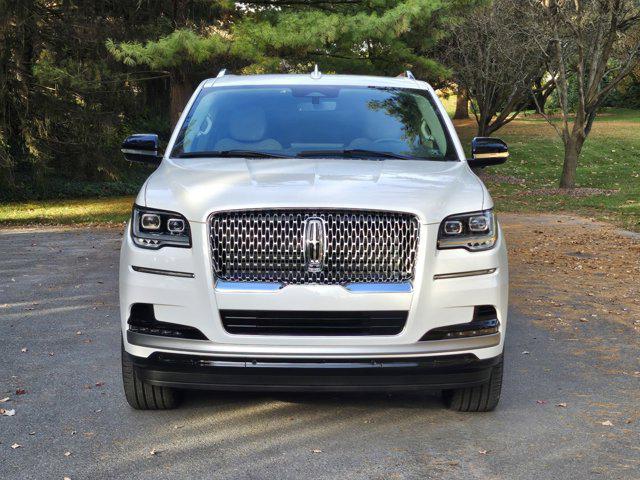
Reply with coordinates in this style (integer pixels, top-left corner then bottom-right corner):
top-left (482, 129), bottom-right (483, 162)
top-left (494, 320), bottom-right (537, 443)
top-left (4, 0), bottom-right (35, 182)
top-left (170, 75), bottom-right (194, 127)
top-left (559, 137), bottom-right (582, 188)
top-left (533, 90), bottom-right (546, 115)
top-left (453, 87), bottom-right (469, 119)
top-left (532, 78), bottom-right (554, 115)
top-left (476, 115), bottom-right (491, 137)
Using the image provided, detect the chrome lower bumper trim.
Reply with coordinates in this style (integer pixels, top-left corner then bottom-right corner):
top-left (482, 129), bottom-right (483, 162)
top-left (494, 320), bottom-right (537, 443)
top-left (132, 266), bottom-right (195, 278)
top-left (343, 282), bottom-right (412, 293)
top-left (126, 331), bottom-right (501, 359)
top-left (433, 268), bottom-right (496, 280)
top-left (215, 281), bottom-right (284, 292)
top-left (214, 280), bottom-right (412, 293)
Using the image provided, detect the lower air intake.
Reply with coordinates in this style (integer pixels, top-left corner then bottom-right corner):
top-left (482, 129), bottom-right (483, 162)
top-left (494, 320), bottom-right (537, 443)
top-left (128, 303), bottom-right (208, 340)
top-left (220, 310), bottom-right (408, 336)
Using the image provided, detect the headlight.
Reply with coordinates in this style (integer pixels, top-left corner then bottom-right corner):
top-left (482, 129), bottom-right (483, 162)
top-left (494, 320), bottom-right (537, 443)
top-left (131, 205), bottom-right (191, 249)
top-left (437, 209), bottom-right (497, 251)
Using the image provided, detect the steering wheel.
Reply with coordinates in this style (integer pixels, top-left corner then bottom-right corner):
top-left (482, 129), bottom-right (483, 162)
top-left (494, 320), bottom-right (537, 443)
top-left (373, 138), bottom-right (405, 147)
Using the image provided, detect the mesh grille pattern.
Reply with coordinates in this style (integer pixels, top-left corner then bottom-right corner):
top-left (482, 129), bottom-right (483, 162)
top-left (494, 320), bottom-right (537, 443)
top-left (209, 209), bottom-right (420, 284)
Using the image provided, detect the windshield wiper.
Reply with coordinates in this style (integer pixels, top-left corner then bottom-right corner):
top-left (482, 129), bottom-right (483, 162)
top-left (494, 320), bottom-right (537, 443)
top-left (296, 149), bottom-right (418, 160)
top-left (174, 150), bottom-right (290, 159)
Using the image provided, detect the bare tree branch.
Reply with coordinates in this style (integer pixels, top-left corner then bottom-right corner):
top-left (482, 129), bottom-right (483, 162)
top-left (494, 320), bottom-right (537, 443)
top-left (437, 0), bottom-right (548, 136)
top-left (533, 0), bottom-right (640, 188)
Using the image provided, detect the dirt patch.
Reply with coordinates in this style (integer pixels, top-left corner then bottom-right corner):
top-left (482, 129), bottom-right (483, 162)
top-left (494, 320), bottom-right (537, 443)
top-left (502, 213), bottom-right (640, 339)
top-left (525, 187), bottom-right (619, 197)
top-left (477, 173), bottom-right (526, 185)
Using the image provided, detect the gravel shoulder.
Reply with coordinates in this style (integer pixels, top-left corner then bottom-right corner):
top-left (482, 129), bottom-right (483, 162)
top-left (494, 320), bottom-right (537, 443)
top-left (0, 214), bottom-right (638, 480)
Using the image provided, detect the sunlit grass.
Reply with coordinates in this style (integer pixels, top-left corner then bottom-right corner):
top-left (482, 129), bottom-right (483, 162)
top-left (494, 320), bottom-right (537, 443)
top-left (0, 197), bottom-right (134, 226)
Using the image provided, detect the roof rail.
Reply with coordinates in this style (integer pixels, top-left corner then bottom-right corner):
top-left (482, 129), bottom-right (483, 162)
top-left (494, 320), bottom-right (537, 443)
top-left (397, 70), bottom-right (416, 80)
top-left (310, 64), bottom-right (322, 79)
top-left (217, 68), bottom-right (227, 78)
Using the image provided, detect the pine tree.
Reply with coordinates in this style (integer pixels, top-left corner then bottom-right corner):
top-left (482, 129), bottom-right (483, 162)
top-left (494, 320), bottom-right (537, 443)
top-left (107, 0), bottom-right (476, 125)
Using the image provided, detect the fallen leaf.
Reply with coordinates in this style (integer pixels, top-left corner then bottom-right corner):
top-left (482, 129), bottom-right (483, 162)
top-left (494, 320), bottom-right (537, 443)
top-left (15, 389), bottom-right (26, 395)
top-left (311, 449), bottom-right (322, 453)
top-left (601, 420), bottom-right (613, 426)
top-left (1, 408), bottom-right (16, 416)
top-left (11, 443), bottom-right (21, 449)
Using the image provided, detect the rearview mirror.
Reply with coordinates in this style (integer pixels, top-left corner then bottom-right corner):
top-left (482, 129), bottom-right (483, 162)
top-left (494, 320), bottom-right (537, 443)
top-left (469, 137), bottom-right (509, 167)
top-left (121, 134), bottom-right (162, 165)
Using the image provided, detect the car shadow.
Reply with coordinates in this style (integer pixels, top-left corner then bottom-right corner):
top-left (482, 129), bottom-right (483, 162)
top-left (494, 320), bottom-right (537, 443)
top-left (179, 388), bottom-right (444, 411)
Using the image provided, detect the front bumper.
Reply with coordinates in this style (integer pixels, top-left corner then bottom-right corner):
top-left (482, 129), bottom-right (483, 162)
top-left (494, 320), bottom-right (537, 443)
top-left (126, 330), bottom-right (501, 359)
top-left (120, 220), bottom-right (509, 362)
top-left (131, 351), bottom-right (502, 392)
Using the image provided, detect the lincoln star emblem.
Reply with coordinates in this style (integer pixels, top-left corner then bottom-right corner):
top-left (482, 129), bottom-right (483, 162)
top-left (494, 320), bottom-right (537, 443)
top-left (303, 217), bottom-right (327, 273)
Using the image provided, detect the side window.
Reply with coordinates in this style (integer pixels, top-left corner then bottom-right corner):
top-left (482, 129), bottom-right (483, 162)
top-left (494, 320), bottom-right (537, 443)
top-left (181, 92), bottom-right (217, 152)
top-left (415, 95), bottom-right (448, 156)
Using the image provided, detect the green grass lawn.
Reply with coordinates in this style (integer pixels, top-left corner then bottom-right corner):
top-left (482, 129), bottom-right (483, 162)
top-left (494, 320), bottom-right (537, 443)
top-left (0, 108), bottom-right (638, 231)
top-left (453, 108), bottom-right (640, 232)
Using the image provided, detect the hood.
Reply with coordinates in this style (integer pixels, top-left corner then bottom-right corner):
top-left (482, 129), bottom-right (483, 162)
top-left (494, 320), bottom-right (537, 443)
top-left (143, 158), bottom-right (488, 224)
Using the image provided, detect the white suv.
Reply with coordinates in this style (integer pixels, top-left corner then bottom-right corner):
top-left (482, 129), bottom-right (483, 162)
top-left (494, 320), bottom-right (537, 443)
top-left (119, 70), bottom-right (509, 412)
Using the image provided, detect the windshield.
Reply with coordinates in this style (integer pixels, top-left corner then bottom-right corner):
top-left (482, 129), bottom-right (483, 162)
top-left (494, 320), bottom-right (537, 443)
top-left (171, 85), bottom-right (458, 161)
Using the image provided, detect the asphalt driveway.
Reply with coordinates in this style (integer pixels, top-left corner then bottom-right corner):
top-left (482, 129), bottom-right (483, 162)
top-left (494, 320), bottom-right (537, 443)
top-left (1, 214), bottom-right (638, 479)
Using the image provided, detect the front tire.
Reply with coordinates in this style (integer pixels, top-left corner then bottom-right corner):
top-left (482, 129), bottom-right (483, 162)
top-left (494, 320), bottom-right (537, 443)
top-left (443, 355), bottom-right (503, 412)
top-left (121, 341), bottom-right (181, 410)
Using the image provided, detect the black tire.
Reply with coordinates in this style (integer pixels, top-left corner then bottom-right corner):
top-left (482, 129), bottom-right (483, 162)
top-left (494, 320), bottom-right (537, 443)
top-left (443, 355), bottom-right (503, 412)
top-left (121, 342), bottom-right (180, 410)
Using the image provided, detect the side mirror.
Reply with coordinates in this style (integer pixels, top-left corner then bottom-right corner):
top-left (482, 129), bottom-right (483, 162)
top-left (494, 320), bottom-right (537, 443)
top-left (121, 134), bottom-right (162, 165)
top-left (469, 137), bottom-right (509, 167)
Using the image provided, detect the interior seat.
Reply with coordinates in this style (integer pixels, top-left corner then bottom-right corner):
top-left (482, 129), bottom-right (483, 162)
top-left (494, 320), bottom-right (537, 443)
top-left (214, 107), bottom-right (282, 151)
top-left (346, 113), bottom-right (406, 150)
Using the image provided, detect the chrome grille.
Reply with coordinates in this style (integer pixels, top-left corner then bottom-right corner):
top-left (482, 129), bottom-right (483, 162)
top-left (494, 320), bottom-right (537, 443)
top-left (209, 209), bottom-right (420, 284)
